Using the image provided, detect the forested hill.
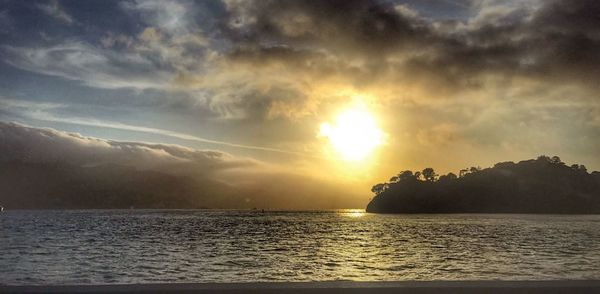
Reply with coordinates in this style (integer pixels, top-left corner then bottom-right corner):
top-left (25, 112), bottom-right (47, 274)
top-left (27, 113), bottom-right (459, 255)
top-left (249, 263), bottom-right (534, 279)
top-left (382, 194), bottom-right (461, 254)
top-left (366, 156), bottom-right (600, 214)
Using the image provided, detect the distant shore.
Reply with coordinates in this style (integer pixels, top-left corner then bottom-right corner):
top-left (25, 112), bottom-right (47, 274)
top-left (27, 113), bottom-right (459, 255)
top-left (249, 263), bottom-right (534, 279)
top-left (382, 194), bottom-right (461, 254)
top-left (367, 156), bottom-right (600, 214)
top-left (3, 281), bottom-right (600, 294)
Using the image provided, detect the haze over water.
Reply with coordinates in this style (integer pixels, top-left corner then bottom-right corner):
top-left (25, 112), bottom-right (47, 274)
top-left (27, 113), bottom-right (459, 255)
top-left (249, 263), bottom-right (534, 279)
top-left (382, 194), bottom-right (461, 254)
top-left (1, 210), bottom-right (600, 285)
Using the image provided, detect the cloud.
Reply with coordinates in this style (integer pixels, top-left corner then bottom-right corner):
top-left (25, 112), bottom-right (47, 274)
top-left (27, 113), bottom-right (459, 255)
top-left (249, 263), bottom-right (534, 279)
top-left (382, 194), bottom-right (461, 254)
top-left (35, 111), bottom-right (315, 156)
top-left (1, 0), bottom-right (599, 172)
top-left (0, 121), bottom-right (246, 171)
top-left (0, 9), bottom-right (12, 33)
top-left (2, 41), bottom-right (174, 89)
top-left (157, 0), bottom-right (599, 125)
top-left (217, 0), bottom-right (600, 91)
top-left (121, 0), bottom-right (194, 36)
top-left (6, 0), bottom-right (600, 98)
top-left (0, 97), bottom-right (314, 156)
top-left (3, 1), bottom-right (213, 90)
top-left (36, 0), bottom-right (74, 24)
top-left (219, 0), bottom-right (432, 67)
top-left (0, 121), bottom-right (363, 208)
top-left (416, 123), bottom-right (459, 147)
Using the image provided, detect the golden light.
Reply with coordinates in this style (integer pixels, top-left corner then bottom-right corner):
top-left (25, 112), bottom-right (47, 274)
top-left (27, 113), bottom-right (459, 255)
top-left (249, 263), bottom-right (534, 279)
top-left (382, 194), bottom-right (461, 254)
top-left (319, 104), bottom-right (383, 161)
top-left (338, 209), bottom-right (366, 218)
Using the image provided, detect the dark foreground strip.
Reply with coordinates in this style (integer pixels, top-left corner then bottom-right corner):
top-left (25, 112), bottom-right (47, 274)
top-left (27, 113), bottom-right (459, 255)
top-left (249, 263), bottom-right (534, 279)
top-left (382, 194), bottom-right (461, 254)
top-left (2, 280), bottom-right (600, 294)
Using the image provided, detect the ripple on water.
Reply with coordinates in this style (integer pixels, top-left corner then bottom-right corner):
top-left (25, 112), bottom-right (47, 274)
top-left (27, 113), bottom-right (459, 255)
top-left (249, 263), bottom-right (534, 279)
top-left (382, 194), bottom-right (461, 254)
top-left (1, 210), bottom-right (600, 285)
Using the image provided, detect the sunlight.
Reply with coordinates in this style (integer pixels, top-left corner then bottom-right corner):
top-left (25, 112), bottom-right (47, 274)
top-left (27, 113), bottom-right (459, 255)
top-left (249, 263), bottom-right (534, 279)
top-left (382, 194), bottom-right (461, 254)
top-left (338, 209), bottom-right (366, 218)
top-left (319, 102), bottom-right (383, 161)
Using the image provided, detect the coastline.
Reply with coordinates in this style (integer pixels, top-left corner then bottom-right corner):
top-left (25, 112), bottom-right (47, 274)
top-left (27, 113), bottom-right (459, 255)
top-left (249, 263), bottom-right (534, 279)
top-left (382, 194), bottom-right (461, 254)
top-left (2, 281), bottom-right (600, 294)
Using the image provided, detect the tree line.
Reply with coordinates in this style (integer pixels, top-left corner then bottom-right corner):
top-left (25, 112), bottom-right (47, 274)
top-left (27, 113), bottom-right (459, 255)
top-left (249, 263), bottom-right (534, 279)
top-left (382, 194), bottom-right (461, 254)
top-left (367, 156), bottom-right (600, 214)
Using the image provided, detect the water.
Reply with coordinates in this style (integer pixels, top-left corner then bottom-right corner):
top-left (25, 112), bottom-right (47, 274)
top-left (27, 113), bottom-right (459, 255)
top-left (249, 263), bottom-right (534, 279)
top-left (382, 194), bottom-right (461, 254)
top-left (1, 210), bottom-right (600, 285)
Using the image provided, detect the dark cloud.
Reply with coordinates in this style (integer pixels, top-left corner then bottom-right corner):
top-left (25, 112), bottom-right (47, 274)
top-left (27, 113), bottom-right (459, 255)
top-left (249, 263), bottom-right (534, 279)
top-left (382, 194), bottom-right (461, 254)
top-left (4, 0), bottom-right (600, 101)
top-left (433, 0), bottom-right (600, 88)
top-left (220, 0), bottom-right (600, 93)
top-left (222, 0), bottom-right (430, 55)
top-left (524, 0), bottom-right (600, 84)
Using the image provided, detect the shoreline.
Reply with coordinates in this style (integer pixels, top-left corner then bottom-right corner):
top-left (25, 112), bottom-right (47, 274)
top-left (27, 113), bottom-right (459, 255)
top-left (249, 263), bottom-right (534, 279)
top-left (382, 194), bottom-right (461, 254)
top-left (2, 280), bottom-right (600, 293)
top-left (4, 208), bottom-right (600, 214)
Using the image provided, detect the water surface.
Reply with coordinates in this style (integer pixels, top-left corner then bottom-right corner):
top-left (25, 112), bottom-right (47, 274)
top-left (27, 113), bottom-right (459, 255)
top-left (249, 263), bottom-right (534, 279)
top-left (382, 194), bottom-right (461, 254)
top-left (1, 210), bottom-right (600, 285)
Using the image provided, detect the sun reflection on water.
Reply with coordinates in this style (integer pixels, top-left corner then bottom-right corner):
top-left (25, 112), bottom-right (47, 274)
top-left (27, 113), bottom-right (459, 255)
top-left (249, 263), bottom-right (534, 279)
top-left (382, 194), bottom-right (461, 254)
top-left (338, 209), bottom-right (366, 218)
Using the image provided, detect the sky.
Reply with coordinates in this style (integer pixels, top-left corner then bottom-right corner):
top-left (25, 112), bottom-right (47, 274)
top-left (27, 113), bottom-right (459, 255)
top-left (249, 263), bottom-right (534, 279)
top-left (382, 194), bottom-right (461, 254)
top-left (1, 0), bottom-right (599, 208)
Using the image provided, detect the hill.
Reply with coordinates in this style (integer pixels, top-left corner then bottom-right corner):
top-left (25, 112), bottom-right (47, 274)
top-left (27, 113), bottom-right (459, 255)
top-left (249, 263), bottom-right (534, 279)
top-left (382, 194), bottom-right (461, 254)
top-left (0, 161), bottom-right (230, 209)
top-left (366, 156), bottom-right (600, 214)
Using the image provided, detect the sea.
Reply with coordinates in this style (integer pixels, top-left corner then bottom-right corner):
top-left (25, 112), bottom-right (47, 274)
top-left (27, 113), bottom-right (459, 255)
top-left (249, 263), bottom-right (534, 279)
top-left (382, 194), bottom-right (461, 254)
top-left (1, 210), bottom-right (600, 285)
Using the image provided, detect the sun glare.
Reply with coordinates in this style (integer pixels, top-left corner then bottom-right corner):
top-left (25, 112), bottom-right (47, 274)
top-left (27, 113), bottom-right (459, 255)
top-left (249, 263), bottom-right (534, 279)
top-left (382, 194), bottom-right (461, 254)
top-left (319, 104), bottom-right (383, 161)
top-left (338, 209), bottom-right (366, 218)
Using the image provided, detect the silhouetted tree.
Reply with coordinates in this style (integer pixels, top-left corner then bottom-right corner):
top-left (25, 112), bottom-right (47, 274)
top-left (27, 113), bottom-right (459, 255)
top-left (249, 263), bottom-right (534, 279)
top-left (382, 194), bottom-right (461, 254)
top-left (366, 156), bottom-right (600, 214)
top-left (414, 171), bottom-right (422, 181)
top-left (494, 161), bottom-right (515, 169)
top-left (371, 183), bottom-right (386, 195)
top-left (422, 168), bottom-right (437, 182)
top-left (538, 155), bottom-right (551, 162)
top-left (447, 172), bottom-right (458, 180)
top-left (551, 156), bottom-right (562, 165)
top-left (438, 172), bottom-right (457, 182)
top-left (397, 170), bottom-right (414, 182)
top-left (459, 169), bottom-right (469, 177)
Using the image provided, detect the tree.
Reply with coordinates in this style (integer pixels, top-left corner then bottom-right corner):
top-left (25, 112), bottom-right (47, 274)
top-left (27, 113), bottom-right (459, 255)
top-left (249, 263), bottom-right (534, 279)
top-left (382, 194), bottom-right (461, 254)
top-left (446, 172), bottom-right (458, 180)
top-left (414, 171), bottom-right (422, 181)
top-left (438, 172), bottom-right (457, 182)
top-left (397, 170), bottom-right (414, 182)
top-left (422, 168), bottom-right (437, 182)
top-left (371, 183), bottom-right (386, 195)
top-left (366, 156), bottom-right (600, 214)
top-left (537, 155), bottom-right (551, 162)
top-left (551, 156), bottom-right (562, 165)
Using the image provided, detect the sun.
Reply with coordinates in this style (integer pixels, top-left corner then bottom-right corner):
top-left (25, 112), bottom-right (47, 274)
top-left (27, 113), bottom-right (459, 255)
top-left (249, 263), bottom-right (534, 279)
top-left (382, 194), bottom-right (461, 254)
top-left (319, 104), bottom-right (383, 161)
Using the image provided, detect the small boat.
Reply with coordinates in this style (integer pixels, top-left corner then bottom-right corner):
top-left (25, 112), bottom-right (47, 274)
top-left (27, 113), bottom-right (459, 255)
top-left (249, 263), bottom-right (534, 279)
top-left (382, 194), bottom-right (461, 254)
top-left (0, 206), bottom-right (3, 212)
